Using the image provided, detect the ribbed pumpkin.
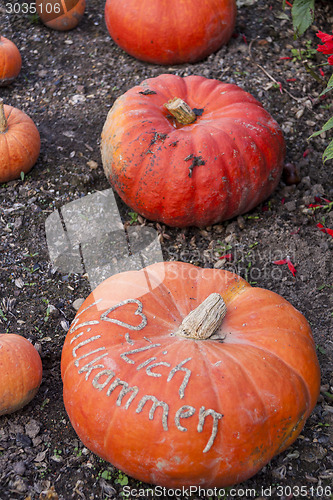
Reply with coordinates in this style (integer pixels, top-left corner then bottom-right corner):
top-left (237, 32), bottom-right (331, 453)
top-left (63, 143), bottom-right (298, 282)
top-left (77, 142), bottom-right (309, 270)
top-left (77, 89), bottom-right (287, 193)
top-left (101, 74), bottom-right (286, 228)
top-left (0, 99), bottom-right (41, 183)
top-left (104, 0), bottom-right (237, 65)
top-left (0, 334), bottom-right (43, 416)
top-left (37, 0), bottom-right (85, 31)
top-left (61, 262), bottom-right (320, 488)
top-left (0, 36), bottom-right (22, 86)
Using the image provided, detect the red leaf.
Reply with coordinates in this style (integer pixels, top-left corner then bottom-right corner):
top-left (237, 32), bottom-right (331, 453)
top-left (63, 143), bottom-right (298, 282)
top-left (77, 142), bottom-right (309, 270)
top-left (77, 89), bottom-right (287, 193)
top-left (219, 253), bottom-right (233, 262)
top-left (309, 197), bottom-right (332, 209)
top-left (287, 259), bottom-right (297, 276)
top-left (317, 223), bottom-right (333, 237)
top-left (273, 257), bottom-right (296, 276)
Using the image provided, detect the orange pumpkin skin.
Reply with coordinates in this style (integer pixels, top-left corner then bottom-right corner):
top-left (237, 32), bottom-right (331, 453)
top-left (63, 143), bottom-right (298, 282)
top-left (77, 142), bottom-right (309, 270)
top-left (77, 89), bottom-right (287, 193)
top-left (0, 36), bottom-right (22, 86)
top-left (101, 74), bottom-right (286, 228)
top-left (0, 334), bottom-right (43, 416)
top-left (37, 0), bottom-right (85, 31)
top-left (0, 103), bottom-right (41, 183)
top-left (104, 0), bottom-right (237, 65)
top-left (61, 262), bottom-right (320, 488)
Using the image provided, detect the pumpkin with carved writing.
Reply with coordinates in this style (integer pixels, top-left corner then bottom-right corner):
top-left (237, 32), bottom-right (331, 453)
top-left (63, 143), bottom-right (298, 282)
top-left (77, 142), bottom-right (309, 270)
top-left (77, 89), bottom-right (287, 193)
top-left (0, 99), bottom-right (41, 183)
top-left (104, 0), bottom-right (237, 65)
top-left (101, 74), bottom-right (286, 228)
top-left (61, 261), bottom-right (320, 488)
top-left (0, 36), bottom-right (22, 86)
top-left (0, 334), bottom-right (43, 416)
top-left (37, 0), bottom-right (86, 31)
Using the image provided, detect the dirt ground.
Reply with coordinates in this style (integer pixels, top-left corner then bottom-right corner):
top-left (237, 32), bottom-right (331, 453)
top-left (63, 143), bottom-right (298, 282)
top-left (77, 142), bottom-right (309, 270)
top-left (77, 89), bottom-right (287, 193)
top-left (0, 0), bottom-right (332, 499)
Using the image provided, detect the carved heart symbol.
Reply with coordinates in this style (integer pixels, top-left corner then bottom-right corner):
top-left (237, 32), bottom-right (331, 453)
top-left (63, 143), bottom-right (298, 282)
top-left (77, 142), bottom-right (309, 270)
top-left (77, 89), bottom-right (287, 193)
top-left (100, 299), bottom-right (147, 331)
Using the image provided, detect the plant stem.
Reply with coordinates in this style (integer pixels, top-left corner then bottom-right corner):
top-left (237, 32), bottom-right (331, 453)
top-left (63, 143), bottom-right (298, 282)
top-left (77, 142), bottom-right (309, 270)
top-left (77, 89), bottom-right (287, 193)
top-left (0, 99), bottom-right (8, 133)
top-left (164, 97), bottom-right (196, 125)
top-left (302, 61), bottom-right (326, 84)
top-left (175, 293), bottom-right (227, 340)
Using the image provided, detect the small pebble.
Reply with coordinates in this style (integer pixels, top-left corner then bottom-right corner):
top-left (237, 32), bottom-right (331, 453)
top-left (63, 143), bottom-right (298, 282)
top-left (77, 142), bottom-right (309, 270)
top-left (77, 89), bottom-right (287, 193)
top-left (73, 298), bottom-right (85, 311)
top-left (311, 184), bottom-right (325, 196)
top-left (300, 175), bottom-right (312, 188)
top-left (237, 215), bottom-right (246, 229)
top-left (213, 225), bottom-right (224, 234)
top-left (284, 201), bottom-right (296, 212)
top-left (87, 160), bottom-right (98, 170)
top-left (225, 221), bottom-right (238, 236)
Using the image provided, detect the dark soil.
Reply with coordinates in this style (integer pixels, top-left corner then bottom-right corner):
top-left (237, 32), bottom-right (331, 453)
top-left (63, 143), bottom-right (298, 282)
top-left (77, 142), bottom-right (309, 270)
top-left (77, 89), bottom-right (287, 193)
top-left (0, 1), bottom-right (332, 499)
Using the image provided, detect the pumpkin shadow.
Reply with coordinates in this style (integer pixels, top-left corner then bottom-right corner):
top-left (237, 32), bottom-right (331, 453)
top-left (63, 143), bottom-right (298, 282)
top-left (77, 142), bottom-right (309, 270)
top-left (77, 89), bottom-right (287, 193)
top-left (45, 189), bottom-right (163, 290)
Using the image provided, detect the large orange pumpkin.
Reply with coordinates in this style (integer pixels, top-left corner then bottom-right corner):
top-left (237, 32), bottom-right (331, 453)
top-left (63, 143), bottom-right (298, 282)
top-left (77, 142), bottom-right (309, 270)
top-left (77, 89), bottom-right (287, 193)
top-left (61, 262), bottom-right (320, 488)
top-left (0, 36), bottom-right (22, 86)
top-left (101, 74), bottom-right (286, 228)
top-left (37, 0), bottom-right (86, 31)
top-left (0, 99), bottom-right (41, 183)
top-left (0, 334), bottom-right (43, 416)
top-left (104, 0), bottom-right (237, 65)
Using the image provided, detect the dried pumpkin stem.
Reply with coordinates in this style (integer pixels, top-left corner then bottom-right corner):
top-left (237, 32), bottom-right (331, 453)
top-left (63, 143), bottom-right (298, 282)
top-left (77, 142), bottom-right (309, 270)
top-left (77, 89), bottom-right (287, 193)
top-left (164, 97), bottom-right (196, 125)
top-left (0, 99), bottom-right (7, 133)
top-left (175, 293), bottom-right (227, 340)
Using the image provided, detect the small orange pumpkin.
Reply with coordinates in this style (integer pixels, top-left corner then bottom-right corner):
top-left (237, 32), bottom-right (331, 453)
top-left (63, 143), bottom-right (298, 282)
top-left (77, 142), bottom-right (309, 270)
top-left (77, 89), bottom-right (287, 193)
top-left (37, 0), bottom-right (86, 31)
top-left (0, 36), bottom-right (22, 86)
top-left (0, 99), bottom-right (41, 183)
top-left (0, 334), bottom-right (43, 416)
top-left (61, 262), bottom-right (320, 488)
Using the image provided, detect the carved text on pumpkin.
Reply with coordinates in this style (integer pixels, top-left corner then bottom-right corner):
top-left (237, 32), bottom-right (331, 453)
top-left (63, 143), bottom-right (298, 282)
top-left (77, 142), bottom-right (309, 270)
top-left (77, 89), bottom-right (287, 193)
top-left (68, 299), bottom-right (223, 453)
top-left (120, 342), bottom-right (192, 399)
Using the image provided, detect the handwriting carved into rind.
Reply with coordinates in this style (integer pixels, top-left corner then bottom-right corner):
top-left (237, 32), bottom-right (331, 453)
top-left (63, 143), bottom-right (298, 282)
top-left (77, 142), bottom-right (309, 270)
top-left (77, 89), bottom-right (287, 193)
top-left (100, 299), bottom-right (147, 330)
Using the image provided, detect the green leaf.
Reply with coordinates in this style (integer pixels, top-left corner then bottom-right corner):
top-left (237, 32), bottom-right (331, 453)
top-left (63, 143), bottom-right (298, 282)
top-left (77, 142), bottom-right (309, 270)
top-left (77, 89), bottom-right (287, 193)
top-left (292, 0), bottom-right (315, 37)
top-left (115, 472), bottom-right (129, 486)
top-left (100, 470), bottom-right (112, 480)
top-left (328, 73), bottom-right (333, 88)
top-left (275, 12), bottom-right (290, 20)
top-left (323, 139), bottom-right (333, 163)
top-left (319, 73), bottom-right (333, 96)
top-left (20, 171), bottom-right (25, 181)
top-left (128, 211), bottom-right (138, 224)
top-left (309, 116), bottom-right (333, 139)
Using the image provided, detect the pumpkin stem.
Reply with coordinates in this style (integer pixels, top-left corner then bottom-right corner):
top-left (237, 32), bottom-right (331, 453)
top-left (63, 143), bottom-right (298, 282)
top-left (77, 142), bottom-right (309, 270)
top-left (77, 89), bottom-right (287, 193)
top-left (0, 99), bottom-right (7, 133)
top-left (174, 293), bottom-right (227, 340)
top-left (164, 98), bottom-right (196, 125)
